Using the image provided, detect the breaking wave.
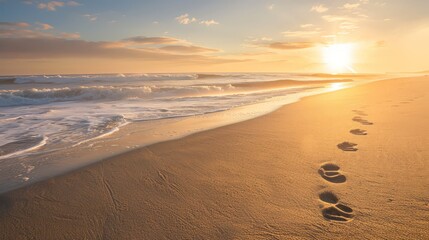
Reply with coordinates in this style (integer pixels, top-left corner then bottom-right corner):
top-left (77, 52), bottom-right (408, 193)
top-left (0, 85), bottom-right (237, 107)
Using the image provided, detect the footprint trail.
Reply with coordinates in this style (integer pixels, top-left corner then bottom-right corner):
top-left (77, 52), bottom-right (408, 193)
top-left (337, 142), bottom-right (358, 151)
top-left (318, 163), bottom-right (346, 183)
top-left (319, 191), bottom-right (354, 222)
top-left (350, 129), bottom-right (367, 135)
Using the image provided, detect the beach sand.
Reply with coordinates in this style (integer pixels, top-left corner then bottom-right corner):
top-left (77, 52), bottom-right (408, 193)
top-left (0, 76), bottom-right (428, 239)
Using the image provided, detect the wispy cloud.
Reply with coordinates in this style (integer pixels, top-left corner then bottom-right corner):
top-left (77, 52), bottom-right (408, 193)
top-left (37, 1), bottom-right (80, 11)
top-left (311, 4), bottom-right (328, 13)
top-left (0, 22), bottom-right (30, 28)
top-left (36, 22), bottom-right (54, 30)
top-left (176, 14), bottom-right (219, 26)
top-left (123, 36), bottom-right (183, 45)
top-left (38, 1), bottom-right (64, 11)
top-left (282, 30), bottom-right (320, 38)
top-left (66, 0), bottom-right (81, 6)
top-left (343, 3), bottom-right (361, 9)
top-left (322, 15), bottom-right (354, 22)
top-left (0, 35), bottom-right (237, 68)
top-left (0, 21), bottom-right (77, 39)
top-left (200, 20), bottom-right (219, 26)
top-left (300, 24), bottom-right (314, 28)
top-left (84, 14), bottom-right (97, 21)
top-left (176, 14), bottom-right (197, 25)
top-left (159, 45), bottom-right (219, 54)
top-left (58, 32), bottom-right (80, 39)
top-left (268, 42), bottom-right (315, 50)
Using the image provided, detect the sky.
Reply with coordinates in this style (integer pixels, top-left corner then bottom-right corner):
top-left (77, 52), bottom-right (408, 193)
top-left (1, 0), bottom-right (429, 74)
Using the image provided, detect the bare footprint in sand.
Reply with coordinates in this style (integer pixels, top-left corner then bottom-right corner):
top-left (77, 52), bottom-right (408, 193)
top-left (352, 110), bottom-right (368, 116)
top-left (350, 129), bottom-right (367, 135)
top-left (319, 163), bottom-right (346, 183)
top-left (352, 116), bottom-right (373, 125)
top-left (319, 191), bottom-right (354, 222)
top-left (337, 142), bottom-right (358, 151)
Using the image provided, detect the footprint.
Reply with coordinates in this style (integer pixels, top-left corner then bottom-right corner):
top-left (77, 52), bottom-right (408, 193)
top-left (352, 110), bottom-right (367, 116)
top-left (319, 163), bottom-right (346, 183)
top-left (337, 142), bottom-right (358, 151)
top-left (350, 129), bottom-right (367, 135)
top-left (319, 191), bottom-right (354, 222)
top-left (352, 116), bottom-right (374, 125)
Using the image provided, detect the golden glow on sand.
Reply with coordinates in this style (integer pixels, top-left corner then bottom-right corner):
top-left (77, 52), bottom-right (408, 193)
top-left (323, 43), bottom-right (356, 74)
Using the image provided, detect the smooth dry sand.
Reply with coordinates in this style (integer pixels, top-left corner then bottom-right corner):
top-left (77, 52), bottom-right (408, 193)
top-left (0, 76), bottom-right (428, 239)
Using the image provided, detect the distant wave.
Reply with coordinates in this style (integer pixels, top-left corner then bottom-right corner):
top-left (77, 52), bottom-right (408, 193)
top-left (231, 79), bottom-right (353, 89)
top-left (1, 74), bottom-right (199, 85)
top-left (0, 73), bottom-right (290, 84)
top-left (0, 79), bottom-right (352, 107)
top-left (0, 85), bottom-right (236, 107)
top-left (196, 73), bottom-right (247, 79)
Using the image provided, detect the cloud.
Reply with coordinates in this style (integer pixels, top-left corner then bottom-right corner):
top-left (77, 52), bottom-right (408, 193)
top-left (36, 22), bottom-right (54, 30)
top-left (1, 21), bottom-right (78, 39)
top-left (311, 4), bottom-right (328, 13)
top-left (176, 14), bottom-right (218, 26)
top-left (245, 36), bottom-right (316, 51)
top-left (123, 36), bottom-right (182, 45)
top-left (343, 3), bottom-right (360, 9)
top-left (268, 42), bottom-right (315, 50)
top-left (0, 23), bottom-right (228, 64)
top-left (268, 4), bottom-right (274, 10)
top-left (38, 1), bottom-right (64, 11)
top-left (67, 1), bottom-right (81, 6)
top-left (84, 14), bottom-right (97, 21)
top-left (59, 32), bottom-right (80, 39)
top-left (300, 24), bottom-right (314, 28)
top-left (339, 22), bottom-right (359, 30)
top-left (159, 45), bottom-right (219, 54)
top-left (322, 15), bottom-right (357, 22)
top-left (200, 20), bottom-right (219, 26)
top-left (0, 22), bottom-right (30, 28)
top-left (121, 36), bottom-right (219, 54)
top-left (282, 30), bottom-right (320, 38)
top-left (0, 28), bottom-right (47, 38)
top-left (0, 37), bottom-right (241, 67)
top-left (176, 14), bottom-right (197, 25)
top-left (37, 1), bottom-right (80, 11)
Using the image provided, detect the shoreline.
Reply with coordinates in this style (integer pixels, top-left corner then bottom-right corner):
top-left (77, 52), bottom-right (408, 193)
top-left (0, 76), bottom-right (428, 239)
top-left (0, 81), bottom-right (358, 194)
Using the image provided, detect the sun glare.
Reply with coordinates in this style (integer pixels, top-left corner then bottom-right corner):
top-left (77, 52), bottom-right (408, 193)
top-left (323, 43), bottom-right (355, 74)
top-left (328, 82), bottom-right (346, 91)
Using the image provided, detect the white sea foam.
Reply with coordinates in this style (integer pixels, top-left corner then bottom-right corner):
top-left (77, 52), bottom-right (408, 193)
top-left (0, 136), bottom-right (48, 160)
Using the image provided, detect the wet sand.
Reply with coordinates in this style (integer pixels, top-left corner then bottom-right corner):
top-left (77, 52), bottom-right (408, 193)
top-left (0, 76), bottom-right (428, 239)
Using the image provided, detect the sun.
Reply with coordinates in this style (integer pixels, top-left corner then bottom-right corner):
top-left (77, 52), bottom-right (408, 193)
top-left (323, 43), bottom-right (356, 74)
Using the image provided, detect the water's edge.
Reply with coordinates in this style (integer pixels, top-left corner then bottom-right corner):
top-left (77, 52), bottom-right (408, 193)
top-left (0, 81), bottom-right (364, 194)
